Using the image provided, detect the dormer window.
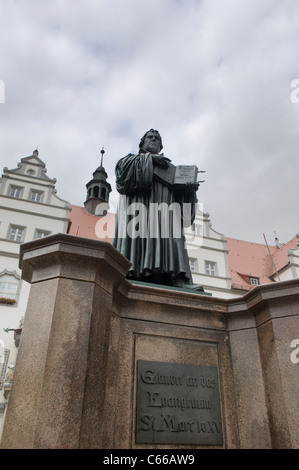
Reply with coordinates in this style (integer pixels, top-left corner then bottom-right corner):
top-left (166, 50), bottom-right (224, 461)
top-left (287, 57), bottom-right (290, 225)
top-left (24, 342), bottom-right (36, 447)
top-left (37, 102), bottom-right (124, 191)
top-left (8, 185), bottom-right (23, 199)
top-left (249, 277), bottom-right (260, 286)
top-left (29, 190), bottom-right (43, 203)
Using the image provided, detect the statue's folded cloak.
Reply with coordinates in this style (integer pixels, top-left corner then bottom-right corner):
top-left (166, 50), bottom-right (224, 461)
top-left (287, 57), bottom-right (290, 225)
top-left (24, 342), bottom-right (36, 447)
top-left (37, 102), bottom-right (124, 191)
top-left (112, 153), bottom-right (197, 285)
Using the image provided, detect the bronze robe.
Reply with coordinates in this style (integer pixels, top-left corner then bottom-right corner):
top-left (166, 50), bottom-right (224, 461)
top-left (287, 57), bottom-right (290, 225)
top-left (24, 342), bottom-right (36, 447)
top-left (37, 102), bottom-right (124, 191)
top-left (112, 152), bottom-right (197, 285)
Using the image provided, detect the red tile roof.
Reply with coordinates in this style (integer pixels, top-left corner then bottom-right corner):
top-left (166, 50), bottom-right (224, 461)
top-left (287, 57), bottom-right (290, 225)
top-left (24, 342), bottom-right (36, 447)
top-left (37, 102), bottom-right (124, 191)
top-left (272, 235), bottom-right (298, 273)
top-left (68, 205), bottom-right (115, 242)
top-left (227, 236), bottom-right (298, 290)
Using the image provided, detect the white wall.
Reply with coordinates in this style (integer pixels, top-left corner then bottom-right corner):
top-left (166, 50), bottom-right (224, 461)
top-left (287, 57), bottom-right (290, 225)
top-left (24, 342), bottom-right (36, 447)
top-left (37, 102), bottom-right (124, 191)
top-left (185, 210), bottom-right (233, 298)
top-left (272, 247), bottom-right (299, 282)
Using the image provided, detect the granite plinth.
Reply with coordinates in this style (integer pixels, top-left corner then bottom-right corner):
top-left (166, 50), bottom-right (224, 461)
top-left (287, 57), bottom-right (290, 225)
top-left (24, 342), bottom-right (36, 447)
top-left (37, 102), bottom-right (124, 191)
top-left (1, 234), bottom-right (298, 449)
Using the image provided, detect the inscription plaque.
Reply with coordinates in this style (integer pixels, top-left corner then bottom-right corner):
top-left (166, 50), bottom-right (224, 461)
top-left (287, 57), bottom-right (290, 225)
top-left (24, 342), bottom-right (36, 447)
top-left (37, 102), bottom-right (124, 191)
top-left (136, 360), bottom-right (223, 445)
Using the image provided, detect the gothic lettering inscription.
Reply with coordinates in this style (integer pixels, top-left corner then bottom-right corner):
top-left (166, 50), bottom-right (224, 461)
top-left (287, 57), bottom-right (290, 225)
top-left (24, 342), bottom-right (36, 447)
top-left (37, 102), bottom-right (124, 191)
top-left (136, 360), bottom-right (223, 445)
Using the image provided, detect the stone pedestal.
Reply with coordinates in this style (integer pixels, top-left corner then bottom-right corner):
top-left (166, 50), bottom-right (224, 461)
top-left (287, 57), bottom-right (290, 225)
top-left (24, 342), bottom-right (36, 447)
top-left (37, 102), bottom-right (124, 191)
top-left (1, 234), bottom-right (298, 449)
top-left (0, 234), bottom-right (130, 449)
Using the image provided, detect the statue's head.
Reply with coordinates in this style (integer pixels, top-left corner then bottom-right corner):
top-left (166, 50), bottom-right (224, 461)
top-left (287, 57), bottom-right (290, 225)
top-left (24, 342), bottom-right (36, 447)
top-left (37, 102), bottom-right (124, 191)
top-left (139, 129), bottom-right (163, 154)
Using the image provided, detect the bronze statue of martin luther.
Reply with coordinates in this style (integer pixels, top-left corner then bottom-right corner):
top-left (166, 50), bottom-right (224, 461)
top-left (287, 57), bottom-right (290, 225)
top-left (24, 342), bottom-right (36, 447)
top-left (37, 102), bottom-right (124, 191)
top-left (112, 129), bottom-right (201, 288)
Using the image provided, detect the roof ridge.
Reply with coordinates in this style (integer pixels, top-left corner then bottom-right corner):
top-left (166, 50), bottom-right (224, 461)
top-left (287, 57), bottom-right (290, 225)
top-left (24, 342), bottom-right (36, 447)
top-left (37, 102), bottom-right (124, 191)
top-left (226, 236), bottom-right (276, 249)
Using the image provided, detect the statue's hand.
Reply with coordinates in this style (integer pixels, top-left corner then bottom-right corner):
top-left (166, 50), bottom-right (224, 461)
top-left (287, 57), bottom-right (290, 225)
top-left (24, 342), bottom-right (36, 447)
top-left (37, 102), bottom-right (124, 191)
top-left (152, 155), bottom-right (171, 169)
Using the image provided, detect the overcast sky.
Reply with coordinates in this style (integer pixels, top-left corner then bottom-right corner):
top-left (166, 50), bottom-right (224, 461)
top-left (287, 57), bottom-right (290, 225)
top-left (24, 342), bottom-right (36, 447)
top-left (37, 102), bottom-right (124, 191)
top-left (0, 0), bottom-right (299, 245)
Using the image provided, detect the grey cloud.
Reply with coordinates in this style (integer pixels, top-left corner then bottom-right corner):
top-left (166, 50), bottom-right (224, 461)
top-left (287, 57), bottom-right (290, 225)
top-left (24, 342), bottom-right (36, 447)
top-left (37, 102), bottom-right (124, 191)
top-left (0, 0), bottom-right (298, 245)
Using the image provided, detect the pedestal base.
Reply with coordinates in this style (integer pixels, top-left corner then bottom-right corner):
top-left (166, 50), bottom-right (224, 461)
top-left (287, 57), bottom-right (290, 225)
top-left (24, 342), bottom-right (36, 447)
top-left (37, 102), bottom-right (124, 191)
top-left (1, 234), bottom-right (298, 449)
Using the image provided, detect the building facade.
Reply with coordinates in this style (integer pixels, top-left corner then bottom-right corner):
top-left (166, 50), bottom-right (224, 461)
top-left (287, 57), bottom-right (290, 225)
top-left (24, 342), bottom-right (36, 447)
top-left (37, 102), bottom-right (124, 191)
top-left (184, 210), bottom-right (241, 298)
top-left (0, 150), bottom-right (71, 437)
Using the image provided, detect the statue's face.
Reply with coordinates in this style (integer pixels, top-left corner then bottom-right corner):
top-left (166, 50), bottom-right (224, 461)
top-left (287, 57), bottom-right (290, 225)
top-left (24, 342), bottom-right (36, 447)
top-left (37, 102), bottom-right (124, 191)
top-left (142, 131), bottom-right (161, 154)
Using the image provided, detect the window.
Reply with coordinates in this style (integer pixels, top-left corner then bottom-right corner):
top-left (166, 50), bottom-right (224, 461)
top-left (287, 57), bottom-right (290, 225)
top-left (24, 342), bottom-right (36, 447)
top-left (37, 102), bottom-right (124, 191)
top-left (8, 225), bottom-right (25, 242)
top-left (189, 258), bottom-right (197, 272)
top-left (101, 187), bottom-right (107, 200)
top-left (35, 229), bottom-right (51, 239)
top-left (205, 261), bottom-right (217, 276)
top-left (249, 277), bottom-right (260, 286)
top-left (8, 185), bottom-right (23, 199)
top-left (191, 224), bottom-right (201, 236)
top-left (30, 190), bottom-right (43, 202)
top-left (0, 272), bottom-right (20, 306)
top-left (0, 280), bottom-right (18, 298)
top-left (0, 349), bottom-right (10, 390)
top-left (0, 273), bottom-right (19, 300)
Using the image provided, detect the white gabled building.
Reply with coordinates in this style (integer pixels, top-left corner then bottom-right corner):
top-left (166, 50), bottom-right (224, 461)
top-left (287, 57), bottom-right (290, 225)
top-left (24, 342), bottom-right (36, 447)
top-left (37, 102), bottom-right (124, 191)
top-left (185, 210), bottom-right (243, 298)
top-left (0, 150), bottom-right (71, 437)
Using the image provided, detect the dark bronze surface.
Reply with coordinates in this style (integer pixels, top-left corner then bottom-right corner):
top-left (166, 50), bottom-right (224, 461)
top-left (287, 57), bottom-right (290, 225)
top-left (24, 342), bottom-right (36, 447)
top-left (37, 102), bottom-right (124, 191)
top-left (112, 129), bottom-right (201, 288)
top-left (136, 360), bottom-right (223, 445)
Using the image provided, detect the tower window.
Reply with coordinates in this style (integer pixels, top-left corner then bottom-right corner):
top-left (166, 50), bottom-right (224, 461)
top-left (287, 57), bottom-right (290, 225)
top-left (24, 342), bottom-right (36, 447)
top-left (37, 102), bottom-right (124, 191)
top-left (93, 186), bottom-right (99, 198)
top-left (101, 187), bottom-right (106, 200)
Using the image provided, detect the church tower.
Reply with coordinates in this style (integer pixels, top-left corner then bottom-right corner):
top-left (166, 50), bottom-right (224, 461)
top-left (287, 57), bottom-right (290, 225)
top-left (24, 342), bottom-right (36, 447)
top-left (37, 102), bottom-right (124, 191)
top-left (84, 148), bottom-right (111, 216)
